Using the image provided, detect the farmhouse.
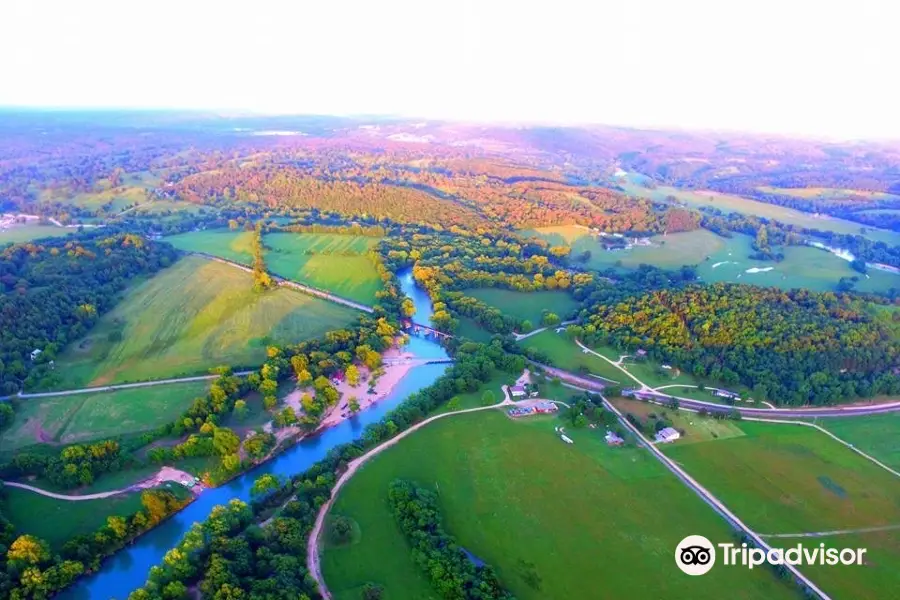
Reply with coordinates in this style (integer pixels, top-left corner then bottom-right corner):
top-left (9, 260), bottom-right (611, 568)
top-left (605, 431), bottom-right (625, 446)
top-left (655, 427), bottom-right (681, 443)
top-left (510, 385), bottom-right (526, 398)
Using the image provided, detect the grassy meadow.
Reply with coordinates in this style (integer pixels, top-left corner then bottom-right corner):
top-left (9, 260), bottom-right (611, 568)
top-left (663, 420), bottom-right (900, 599)
top-left (465, 288), bottom-right (581, 324)
top-left (663, 421), bottom-right (900, 533)
top-left (756, 186), bottom-right (900, 201)
top-left (51, 256), bottom-right (357, 388)
top-left (0, 224), bottom-right (75, 245)
top-left (519, 330), bottom-right (623, 383)
top-left (1, 484), bottom-right (190, 550)
top-left (610, 397), bottom-right (745, 444)
top-left (815, 413), bottom-right (900, 471)
top-left (164, 230), bottom-right (383, 304)
top-left (322, 410), bottom-right (798, 600)
top-left (1, 381), bottom-right (210, 453)
top-left (523, 225), bottom-right (728, 271)
top-left (619, 180), bottom-right (899, 245)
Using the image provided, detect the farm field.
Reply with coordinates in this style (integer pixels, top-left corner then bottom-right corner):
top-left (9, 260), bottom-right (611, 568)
top-left (663, 421), bottom-right (900, 533)
top-left (756, 186), bottom-right (900, 201)
top-left (51, 256), bottom-right (358, 388)
top-left (322, 410), bottom-right (798, 600)
top-left (618, 179), bottom-right (899, 245)
top-left (815, 412), bottom-right (900, 471)
top-left (0, 224), bottom-right (75, 244)
top-left (0, 381), bottom-right (210, 453)
top-left (519, 330), bottom-right (623, 383)
top-left (694, 236), bottom-right (900, 293)
top-left (0, 483), bottom-right (188, 550)
top-left (466, 288), bottom-right (581, 324)
top-left (523, 225), bottom-right (728, 271)
top-left (164, 230), bottom-right (383, 304)
top-left (800, 530), bottom-right (900, 600)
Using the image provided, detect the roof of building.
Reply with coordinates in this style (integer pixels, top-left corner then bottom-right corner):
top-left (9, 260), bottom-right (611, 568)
top-left (657, 427), bottom-right (680, 438)
top-left (510, 384), bottom-right (526, 392)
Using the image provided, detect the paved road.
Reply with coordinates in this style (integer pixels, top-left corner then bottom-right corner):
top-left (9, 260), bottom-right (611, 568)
top-left (0, 371), bottom-right (254, 401)
top-left (573, 339), bottom-right (900, 418)
top-left (193, 253), bottom-right (375, 313)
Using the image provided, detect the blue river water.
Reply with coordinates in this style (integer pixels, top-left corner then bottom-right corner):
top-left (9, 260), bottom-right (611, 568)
top-left (61, 269), bottom-right (445, 600)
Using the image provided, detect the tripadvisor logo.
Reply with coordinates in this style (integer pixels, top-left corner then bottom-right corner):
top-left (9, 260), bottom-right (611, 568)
top-left (676, 535), bottom-right (867, 575)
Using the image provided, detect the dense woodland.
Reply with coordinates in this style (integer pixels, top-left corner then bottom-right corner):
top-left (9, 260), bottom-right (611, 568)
top-left (584, 284), bottom-right (900, 405)
top-left (0, 234), bottom-right (178, 393)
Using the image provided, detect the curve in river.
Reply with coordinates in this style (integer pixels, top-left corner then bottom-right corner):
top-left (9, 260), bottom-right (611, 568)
top-left (60, 269), bottom-right (447, 600)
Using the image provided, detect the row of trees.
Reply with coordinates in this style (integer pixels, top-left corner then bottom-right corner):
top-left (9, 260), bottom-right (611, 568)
top-left (388, 480), bottom-right (516, 600)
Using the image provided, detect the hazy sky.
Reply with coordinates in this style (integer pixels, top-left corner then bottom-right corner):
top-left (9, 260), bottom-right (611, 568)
top-left (2, 0), bottom-right (897, 139)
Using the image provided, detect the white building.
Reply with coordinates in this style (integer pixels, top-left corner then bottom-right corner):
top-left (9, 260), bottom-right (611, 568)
top-left (655, 427), bottom-right (681, 443)
top-left (510, 385), bottom-right (526, 398)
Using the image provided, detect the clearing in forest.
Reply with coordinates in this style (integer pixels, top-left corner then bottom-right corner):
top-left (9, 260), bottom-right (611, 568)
top-left (466, 288), bottom-right (580, 324)
top-left (51, 256), bottom-right (358, 388)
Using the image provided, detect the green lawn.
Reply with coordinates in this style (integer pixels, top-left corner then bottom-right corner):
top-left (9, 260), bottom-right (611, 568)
top-left (610, 397), bottom-right (746, 444)
top-left (618, 180), bottom-right (899, 245)
top-left (519, 330), bottom-right (623, 383)
top-left (51, 256), bottom-right (358, 388)
top-left (454, 316), bottom-right (496, 342)
top-left (815, 413), bottom-right (900, 471)
top-left (164, 230), bottom-right (383, 304)
top-left (0, 224), bottom-right (75, 245)
top-left (664, 421), bottom-right (900, 533)
top-left (466, 288), bottom-right (581, 324)
top-left (0, 381), bottom-right (210, 452)
top-left (322, 411), bottom-right (797, 600)
top-left (0, 484), bottom-right (188, 550)
top-left (800, 530), bottom-right (900, 600)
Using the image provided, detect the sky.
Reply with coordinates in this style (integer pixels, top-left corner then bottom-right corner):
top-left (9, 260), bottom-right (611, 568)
top-left (2, 0), bottom-right (898, 140)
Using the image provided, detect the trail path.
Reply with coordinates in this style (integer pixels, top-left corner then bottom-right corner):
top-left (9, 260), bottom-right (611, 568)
top-left (759, 523), bottom-right (900, 539)
top-left (2, 466), bottom-right (198, 501)
top-left (512, 320), bottom-right (577, 341)
top-left (306, 389), bottom-right (517, 600)
top-left (0, 371), bottom-right (254, 401)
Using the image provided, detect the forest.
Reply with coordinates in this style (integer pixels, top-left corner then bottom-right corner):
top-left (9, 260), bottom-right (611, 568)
top-left (0, 234), bottom-right (179, 393)
top-left (584, 284), bottom-right (900, 405)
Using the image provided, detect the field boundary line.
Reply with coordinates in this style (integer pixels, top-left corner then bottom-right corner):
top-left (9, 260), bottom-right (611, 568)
top-left (0, 371), bottom-right (254, 401)
top-left (759, 523), bottom-right (900, 539)
top-left (743, 417), bottom-right (900, 480)
top-left (597, 391), bottom-right (832, 600)
top-left (190, 252), bottom-right (376, 313)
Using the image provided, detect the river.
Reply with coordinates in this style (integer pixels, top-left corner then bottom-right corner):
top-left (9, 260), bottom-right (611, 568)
top-left (60, 269), bottom-right (446, 600)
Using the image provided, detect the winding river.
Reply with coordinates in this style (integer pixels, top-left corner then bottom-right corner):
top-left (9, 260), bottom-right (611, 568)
top-left (60, 269), bottom-right (446, 600)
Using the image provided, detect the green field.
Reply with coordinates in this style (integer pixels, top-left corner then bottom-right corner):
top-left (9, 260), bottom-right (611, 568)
top-left (1, 484), bottom-right (188, 549)
top-left (164, 230), bottom-right (383, 304)
top-left (815, 413), bottom-right (900, 471)
top-left (322, 410), bottom-right (797, 600)
top-left (519, 330), bottom-right (623, 383)
top-left (466, 288), bottom-right (581, 324)
top-left (523, 225), bottom-right (728, 271)
top-left (1, 381), bottom-right (210, 452)
top-left (454, 316), bottom-right (496, 343)
top-left (664, 421), bottom-right (900, 533)
top-left (610, 397), bottom-right (746, 444)
top-left (52, 256), bottom-right (358, 388)
top-left (756, 186), bottom-right (900, 201)
top-left (619, 180), bottom-right (899, 245)
top-left (664, 421), bottom-right (900, 598)
top-left (694, 235), bottom-right (900, 293)
top-left (0, 224), bottom-right (75, 245)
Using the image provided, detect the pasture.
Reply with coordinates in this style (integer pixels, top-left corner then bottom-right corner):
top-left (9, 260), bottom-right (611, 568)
top-left (0, 381), bottom-right (210, 453)
top-left (52, 256), bottom-right (358, 388)
top-left (165, 230), bottom-right (383, 304)
top-left (0, 224), bottom-right (74, 245)
top-left (519, 330), bottom-right (623, 383)
top-left (322, 410), bottom-right (797, 600)
top-left (465, 288), bottom-right (581, 324)
top-left (816, 412), bottom-right (900, 471)
top-left (663, 421), bottom-right (900, 533)
top-left (454, 316), bottom-right (496, 343)
top-left (800, 530), bottom-right (900, 600)
top-left (619, 180), bottom-right (899, 245)
top-left (0, 484), bottom-right (189, 549)
top-left (523, 225), bottom-right (728, 271)
top-left (756, 186), bottom-right (900, 201)
top-left (610, 397), bottom-right (745, 444)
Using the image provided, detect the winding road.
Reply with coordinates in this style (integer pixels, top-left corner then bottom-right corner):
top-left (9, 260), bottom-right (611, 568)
top-left (2, 467), bottom-right (197, 501)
